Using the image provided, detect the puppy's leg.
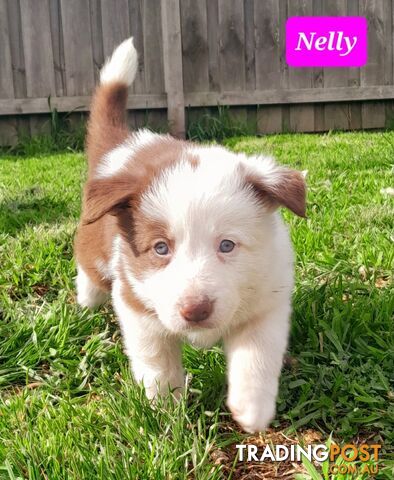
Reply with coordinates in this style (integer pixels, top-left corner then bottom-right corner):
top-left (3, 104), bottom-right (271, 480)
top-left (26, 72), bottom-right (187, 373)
top-left (76, 265), bottom-right (109, 308)
top-left (224, 305), bottom-right (290, 433)
top-left (113, 284), bottom-right (184, 399)
top-left (128, 328), bottom-right (184, 399)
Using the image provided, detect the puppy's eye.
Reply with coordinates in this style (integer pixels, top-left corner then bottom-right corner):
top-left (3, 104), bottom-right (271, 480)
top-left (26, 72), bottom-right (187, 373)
top-left (219, 239), bottom-right (235, 253)
top-left (154, 241), bottom-right (169, 255)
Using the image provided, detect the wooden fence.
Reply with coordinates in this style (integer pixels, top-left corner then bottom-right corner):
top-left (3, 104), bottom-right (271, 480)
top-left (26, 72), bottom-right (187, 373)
top-left (1, 0), bottom-right (394, 145)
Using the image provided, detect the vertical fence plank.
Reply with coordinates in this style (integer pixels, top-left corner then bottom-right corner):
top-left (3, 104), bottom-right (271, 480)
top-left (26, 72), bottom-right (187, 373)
top-left (218, 0), bottom-right (247, 125)
top-left (181, 0), bottom-right (210, 133)
top-left (255, 0), bottom-right (282, 133)
top-left (20, 0), bottom-right (56, 98)
top-left (61, 0), bottom-right (95, 96)
top-left (312, 0), bottom-right (325, 132)
top-left (243, 0), bottom-right (257, 130)
top-left (161, 0), bottom-right (185, 138)
top-left (20, 0), bottom-right (55, 136)
top-left (383, 0), bottom-right (393, 127)
top-left (181, 0), bottom-right (209, 94)
top-left (128, 0), bottom-right (147, 128)
top-left (392, 0), bottom-right (394, 86)
top-left (279, 0), bottom-right (290, 132)
top-left (360, 0), bottom-right (387, 129)
top-left (0, 0), bottom-right (17, 144)
top-left (6, 0), bottom-right (26, 99)
top-left (20, 0), bottom-right (56, 135)
top-left (101, 0), bottom-right (133, 123)
top-left (129, 0), bottom-right (145, 95)
top-left (387, 0), bottom-right (394, 127)
top-left (49, 0), bottom-right (66, 97)
top-left (347, 0), bottom-right (362, 130)
top-left (6, 0), bottom-right (30, 141)
top-left (218, 0), bottom-right (245, 91)
top-left (206, 0), bottom-right (220, 92)
top-left (101, 0), bottom-right (130, 58)
top-left (143, 0), bottom-right (165, 94)
top-left (255, 0), bottom-right (281, 90)
top-left (287, 0), bottom-right (314, 132)
top-left (0, 0), bottom-right (14, 99)
top-left (322, 1), bottom-right (350, 130)
top-left (89, 0), bottom-right (104, 84)
top-left (101, 0), bottom-right (144, 128)
top-left (142, 0), bottom-right (166, 129)
top-left (244, 0), bottom-right (256, 91)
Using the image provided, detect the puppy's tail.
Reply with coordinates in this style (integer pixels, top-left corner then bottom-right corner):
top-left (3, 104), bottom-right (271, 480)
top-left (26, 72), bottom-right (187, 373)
top-left (86, 37), bottom-right (138, 174)
top-left (100, 37), bottom-right (138, 86)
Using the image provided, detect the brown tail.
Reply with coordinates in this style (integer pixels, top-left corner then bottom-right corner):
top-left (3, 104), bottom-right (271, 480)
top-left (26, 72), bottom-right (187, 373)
top-left (85, 38), bottom-right (138, 176)
top-left (86, 83), bottom-right (129, 176)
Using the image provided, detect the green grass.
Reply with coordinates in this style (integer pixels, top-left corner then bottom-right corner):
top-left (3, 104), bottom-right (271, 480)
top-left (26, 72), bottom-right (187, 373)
top-left (187, 106), bottom-right (256, 142)
top-left (4, 110), bottom-right (86, 157)
top-left (0, 131), bottom-right (393, 479)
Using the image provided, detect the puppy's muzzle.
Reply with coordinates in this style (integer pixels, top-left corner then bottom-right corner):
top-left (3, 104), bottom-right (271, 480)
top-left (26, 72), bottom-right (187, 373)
top-left (179, 296), bottom-right (214, 323)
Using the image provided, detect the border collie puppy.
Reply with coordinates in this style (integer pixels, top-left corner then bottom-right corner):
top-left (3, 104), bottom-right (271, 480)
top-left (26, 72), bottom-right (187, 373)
top-left (75, 38), bottom-right (306, 433)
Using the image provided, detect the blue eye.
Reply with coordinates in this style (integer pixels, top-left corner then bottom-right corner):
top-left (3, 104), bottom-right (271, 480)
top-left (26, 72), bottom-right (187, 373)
top-left (154, 241), bottom-right (169, 255)
top-left (219, 239), bottom-right (235, 253)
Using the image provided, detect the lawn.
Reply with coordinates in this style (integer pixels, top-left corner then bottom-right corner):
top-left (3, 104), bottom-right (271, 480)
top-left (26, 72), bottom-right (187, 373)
top-left (0, 131), bottom-right (393, 479)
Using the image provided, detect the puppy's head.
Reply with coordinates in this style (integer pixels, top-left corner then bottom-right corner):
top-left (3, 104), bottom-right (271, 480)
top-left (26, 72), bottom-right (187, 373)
top-left (84, 138), bottom-right (306, 335)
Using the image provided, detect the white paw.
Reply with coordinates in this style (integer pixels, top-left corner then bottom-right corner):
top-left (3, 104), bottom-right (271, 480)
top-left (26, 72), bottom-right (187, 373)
top-left (134, 367), bottom-right (185, 400)
top-left (144, 379), bottom-right (184, 400)
top-left (76, 266), bottom-right (108, 308)
top-left (227, 390), bottom-right (277, 433)
top-left (77, 290), bottom-right (108, 309)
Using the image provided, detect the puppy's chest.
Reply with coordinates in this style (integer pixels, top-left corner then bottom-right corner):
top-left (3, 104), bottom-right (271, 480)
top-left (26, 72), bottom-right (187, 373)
top-left (183, 329), bottom-right (223, 348)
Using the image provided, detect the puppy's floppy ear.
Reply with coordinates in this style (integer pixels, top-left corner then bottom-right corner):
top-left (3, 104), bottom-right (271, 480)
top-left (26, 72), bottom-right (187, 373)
top-left (243, 157), bottom-right (307, 217)
top-left (82, 177), bottom-right (134, 224)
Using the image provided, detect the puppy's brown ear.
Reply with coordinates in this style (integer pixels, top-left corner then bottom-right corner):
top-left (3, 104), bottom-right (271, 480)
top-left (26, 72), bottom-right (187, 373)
top-left (82, 177), bottom-right (133, 224)
top-left (244, 162), bottom-right (307, 218)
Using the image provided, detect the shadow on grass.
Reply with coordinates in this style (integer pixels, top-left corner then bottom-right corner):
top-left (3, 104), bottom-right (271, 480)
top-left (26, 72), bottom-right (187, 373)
top-left (0, 194), bottom-right (73, 235)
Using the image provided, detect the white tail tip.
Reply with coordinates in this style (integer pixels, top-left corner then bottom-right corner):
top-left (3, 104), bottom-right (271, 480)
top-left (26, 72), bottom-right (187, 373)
top-left (100, 37), bottom-right (138, 87)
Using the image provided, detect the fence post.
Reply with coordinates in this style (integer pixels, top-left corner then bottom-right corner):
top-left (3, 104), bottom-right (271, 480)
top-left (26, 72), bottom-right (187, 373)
top-left (161, 0), bottom-right (186, 139)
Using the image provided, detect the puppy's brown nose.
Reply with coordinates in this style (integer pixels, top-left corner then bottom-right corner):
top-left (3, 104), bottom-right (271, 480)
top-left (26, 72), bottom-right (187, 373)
top-left (179, 296), bottom-right (213, 323)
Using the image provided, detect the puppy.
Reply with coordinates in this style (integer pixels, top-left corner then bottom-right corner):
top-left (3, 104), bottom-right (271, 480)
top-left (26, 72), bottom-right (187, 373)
top-left (75, 38), bottom-right (306, 433)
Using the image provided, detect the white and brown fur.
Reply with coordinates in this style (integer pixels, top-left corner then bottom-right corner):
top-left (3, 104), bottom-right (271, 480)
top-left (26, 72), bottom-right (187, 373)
top-left (75, 38), bottom-right (306, 433)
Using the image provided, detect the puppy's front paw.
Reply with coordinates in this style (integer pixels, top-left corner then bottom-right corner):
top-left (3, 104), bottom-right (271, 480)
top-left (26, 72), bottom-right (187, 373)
top-left (137, 369), bottom-right (185, 401)
top-left (145, 381), bottom-right (184, 401)
top-left (227, 390), bottom-right (276, 433)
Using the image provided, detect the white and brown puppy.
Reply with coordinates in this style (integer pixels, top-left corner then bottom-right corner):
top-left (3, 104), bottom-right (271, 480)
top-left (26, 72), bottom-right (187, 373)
top-left (75, 38), bottom-right (306, 433)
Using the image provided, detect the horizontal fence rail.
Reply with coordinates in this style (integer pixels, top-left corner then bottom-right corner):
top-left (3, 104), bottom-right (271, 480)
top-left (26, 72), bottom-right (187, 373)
top-left (0, 0), bottom-right (393, 144)
top-left (1, 85), bottom-right (394, 116)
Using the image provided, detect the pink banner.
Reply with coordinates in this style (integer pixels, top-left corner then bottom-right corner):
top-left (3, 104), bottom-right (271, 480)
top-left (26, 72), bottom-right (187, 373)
top-left (286, 17), bottom-right (368, 67)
